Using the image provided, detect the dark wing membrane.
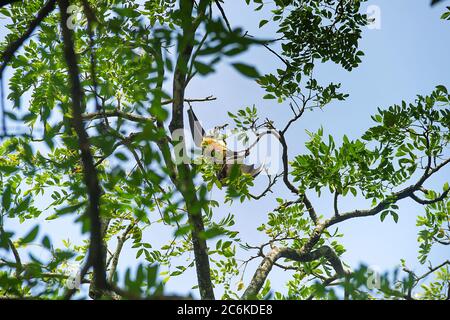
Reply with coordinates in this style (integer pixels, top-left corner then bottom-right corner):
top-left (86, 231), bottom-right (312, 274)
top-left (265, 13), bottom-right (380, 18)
top-left (240, 163), bottom-right (264, 178)
top-left (222, 163), bottom-right (264, 179)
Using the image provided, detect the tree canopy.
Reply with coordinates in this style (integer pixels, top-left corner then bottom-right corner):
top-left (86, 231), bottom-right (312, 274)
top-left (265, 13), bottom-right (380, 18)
top-left (0, 0), bottom-right (449, 300)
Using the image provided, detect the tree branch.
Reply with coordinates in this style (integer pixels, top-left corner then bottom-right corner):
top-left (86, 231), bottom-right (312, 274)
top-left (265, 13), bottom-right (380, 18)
top-left (306, 274), bottom-right (341, 300)
top-left (0, 226), bottom-right (22, 277)
top-left (407, 260), bottom-right (450, 283)
top-left (334, 191), bottom-right (340, 216)
top-left (410, 189), bottom-right (450, 205)
top-left (0, 0), bottom-right (57, 75)
top-left (0, 0), bottom-right (20, 8)
top-left (249, 174), bottom-right (281, 200)
top-left (58, 0), bottom-right (106, 293)
top-left (162, 0), bottom-right (215, 300)
top-left (162, 96), bottom-right (217, 106)
top-left (82, 110), bottom-right (154, 123)
top-left (108, 220), bottom-right (138, 283)
top-left (214, 0), bottom-right (232, 32)
top-left (94, 132), bottom-right (139, 167)
top-left (242, 245), bottom-right (345, 299)
top-left (327, 157), bottom-right (450, 227)
top-left (302, 194), bottom-right (318, 225)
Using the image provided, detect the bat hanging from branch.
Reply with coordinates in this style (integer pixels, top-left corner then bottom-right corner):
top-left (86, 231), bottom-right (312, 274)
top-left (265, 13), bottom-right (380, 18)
top-left (187, 105), bottom-right (266, 181)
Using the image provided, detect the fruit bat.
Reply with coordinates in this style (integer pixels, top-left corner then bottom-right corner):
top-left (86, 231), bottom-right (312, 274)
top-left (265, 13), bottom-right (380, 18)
top-left (187, 105), bottom-right (264, 181)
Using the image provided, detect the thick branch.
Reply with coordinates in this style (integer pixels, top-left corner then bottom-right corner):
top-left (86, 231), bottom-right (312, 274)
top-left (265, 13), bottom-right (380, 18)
top-left (279, 133), bottom-right (298, 195)
top-left (241, 246), bottom-right (282, 300)
top-left (278, 131), bottom-right (318, 224)
top-left (410, 189), bottom-right (450, 205)
top-left (163, 0), bottom-right (215, 300)
top-left (108, 221), bottom-right (137, 283)
top-left (334, 191), bottom-right (340, 216)
top-left (280, 246), bottom-right (346, 276)
top-left (242, 245), bottom-right (345, 299)
top-left (249, 152), bottom-right (450, 300)
top-left (302, 194), bottom-right (318, 225)
top-left (58, 0), bottom-right (106, 292)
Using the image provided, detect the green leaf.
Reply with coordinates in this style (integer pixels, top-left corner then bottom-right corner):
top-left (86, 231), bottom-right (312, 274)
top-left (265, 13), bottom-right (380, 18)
top-left (21, 226), bottom-right (39, 245)
top-left (194, 61), bottom-right (215, 75)
top-left (441, 11), bottom-right (450, 20)
top-left (115, 152), bottom-right (128, 161)
top-left (259, 19), bottom-right (268, 28)
top-left (0, 230), bottom-right (13, 249)
top-left (200, 226), bottom-right (225, 240)
top-left (380, 211), bottom-right (388, 222)
top-left (263, 94), bottom-right (276, 99)
top-left (175, 225), bottom-right (192, 237)
top-left (49, 202), bottom-right (86, 220)
top-left (391, 211), bottom-right (399, 223)
top-left (42, 236), bottom-right (51, 249)
top-left (2, 185), bottom-right (12, 211)
top-left (436, 85), bottom-right (447, 94)
top-left (15, 195), bottom-right (31, 214)
top-left (0, 165), bottom-right (18, 175)
top-left (147, 265), bottom-right (158, 287)
top-left (222, 241), bottom-right (232, 249)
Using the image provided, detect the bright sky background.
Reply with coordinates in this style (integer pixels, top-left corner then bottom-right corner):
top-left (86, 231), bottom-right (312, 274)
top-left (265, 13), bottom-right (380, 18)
top-left (1, 0), bottom-right (449, 299)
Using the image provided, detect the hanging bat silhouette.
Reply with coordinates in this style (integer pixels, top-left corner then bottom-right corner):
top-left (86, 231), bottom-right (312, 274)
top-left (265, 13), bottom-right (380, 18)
top-left (187, 105), bottom-right (265, 181)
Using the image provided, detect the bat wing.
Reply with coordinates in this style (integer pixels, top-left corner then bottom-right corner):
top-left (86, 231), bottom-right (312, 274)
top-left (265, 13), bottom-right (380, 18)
top-left (222, 163), bottom-right (265, 179)
top-left (187, 106), bottom-right (206, 148)
top-left (225, 150), bottom-right (246, 163)
top-left (241, 163), bottom-right (265, 178)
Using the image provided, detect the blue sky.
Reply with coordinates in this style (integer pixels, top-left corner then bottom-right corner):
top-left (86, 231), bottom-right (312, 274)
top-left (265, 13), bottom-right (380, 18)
top-left (1, 0), bottom-right (449, 299)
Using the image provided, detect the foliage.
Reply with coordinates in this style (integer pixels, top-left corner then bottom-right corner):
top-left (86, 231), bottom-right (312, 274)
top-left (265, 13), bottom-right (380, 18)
top-left (0, 0), bottom-right (448, 300)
